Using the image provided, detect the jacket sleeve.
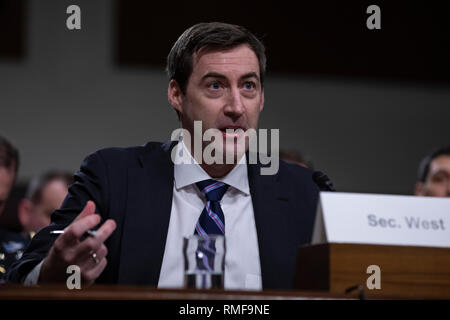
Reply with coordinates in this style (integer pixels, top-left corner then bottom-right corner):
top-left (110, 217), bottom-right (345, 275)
top-left (6, 151), bottom-right (110, 283)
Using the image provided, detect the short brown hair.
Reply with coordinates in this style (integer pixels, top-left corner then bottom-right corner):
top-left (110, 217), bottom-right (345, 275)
top-left (166, 22), bottom-right (266, 94)
top-left (417, 146), bottom-right (450, 182)
top-left (26, 171), bottom-right (74, 204)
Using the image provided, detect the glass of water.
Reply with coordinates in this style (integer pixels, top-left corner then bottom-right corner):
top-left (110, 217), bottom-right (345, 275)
top-left (183, 235), bottom-right (225, 289)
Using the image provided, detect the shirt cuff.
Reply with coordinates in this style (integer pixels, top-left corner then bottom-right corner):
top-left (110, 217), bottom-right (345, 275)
top-left (23, 260), bottom-right (44, 286)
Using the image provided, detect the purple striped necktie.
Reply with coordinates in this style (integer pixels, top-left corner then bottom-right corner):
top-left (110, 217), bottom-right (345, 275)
top-left (194, 179), bottom-right (228, 272)
top-left (194, 179), bottom-right (229, 236)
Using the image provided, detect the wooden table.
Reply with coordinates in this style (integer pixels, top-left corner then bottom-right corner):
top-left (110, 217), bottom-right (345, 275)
top-left (0, 284), bottom-right (356, 300)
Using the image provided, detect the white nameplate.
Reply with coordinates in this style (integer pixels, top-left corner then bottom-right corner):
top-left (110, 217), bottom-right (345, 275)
top-left (312, 192), bottom-right (450, 248)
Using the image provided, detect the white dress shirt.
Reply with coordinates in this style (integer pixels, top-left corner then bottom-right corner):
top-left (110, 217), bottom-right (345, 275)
top-left (25, 141), bottom-right (262, 290)
top-left (157, 141), bottom-right (262, 290)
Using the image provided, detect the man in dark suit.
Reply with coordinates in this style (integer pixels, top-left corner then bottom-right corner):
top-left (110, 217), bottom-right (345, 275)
top-left (7, 22), bottom-right (319, 290)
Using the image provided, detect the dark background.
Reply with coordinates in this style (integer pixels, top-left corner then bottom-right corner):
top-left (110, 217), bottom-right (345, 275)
top-left (1, 0), bottom-right (449, 228)
top-left (116, 1), bottom-right (450, 84)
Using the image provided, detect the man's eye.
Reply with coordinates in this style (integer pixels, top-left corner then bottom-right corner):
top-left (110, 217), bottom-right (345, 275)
top-left (432, 174), bottom-right (448, 183)
top-left (209, 82), bottom-right (222, 90)
top-left (243, 82), bottom-right (256, 90)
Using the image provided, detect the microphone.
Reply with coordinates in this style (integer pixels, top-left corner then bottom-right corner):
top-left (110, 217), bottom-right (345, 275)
top-left (312, 171), bottom-right (336, 192)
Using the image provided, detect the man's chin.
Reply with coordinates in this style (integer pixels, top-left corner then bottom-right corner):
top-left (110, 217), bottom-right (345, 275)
top-left (199, 139), bottom-right (247, 165)
top-left (222, 139), bottom-right (247, 164)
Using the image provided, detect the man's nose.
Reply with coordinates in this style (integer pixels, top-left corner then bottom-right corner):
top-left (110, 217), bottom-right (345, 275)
top-left (223, 88), bottom-right (244, 119)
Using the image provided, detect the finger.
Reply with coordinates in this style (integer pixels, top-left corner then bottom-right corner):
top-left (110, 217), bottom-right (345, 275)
top-left (77, 243), bottom-right (108, 269)
top-left (58, 214), bottom-right (101, 246)
top-left (83, 258), bottom-right (108, 285)
top-left (93, 244), bottom-right (108, 262)
top-left (92, 219), bottom-right (117, 243)
top-left (70, 219), bottom-right (116, 262)
top-left (73, 201), bottom-right (96, 222)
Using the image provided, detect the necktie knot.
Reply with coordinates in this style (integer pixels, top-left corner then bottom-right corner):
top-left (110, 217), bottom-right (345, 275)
top-left (196, 179), bottom-right (229, 202)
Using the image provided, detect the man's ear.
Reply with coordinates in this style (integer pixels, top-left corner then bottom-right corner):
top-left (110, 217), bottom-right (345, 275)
top-left (18, 199), bottom-right (32, 232)
top-left (414, 182), bottom-right (425, 196)
top-left (168, 80), bottom-right (184, 116)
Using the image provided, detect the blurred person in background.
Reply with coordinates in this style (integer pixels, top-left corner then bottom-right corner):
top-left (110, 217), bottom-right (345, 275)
top-left (0, 136), bottom-right (24, 281)
top-left (0, 137), bottom-right (18, 216)
top-left (18, 171), bottom-right (73, 238)
top-left (414, 146), bottom-right (450, 198)
top-left (280, 149), bottom-right (314, 169)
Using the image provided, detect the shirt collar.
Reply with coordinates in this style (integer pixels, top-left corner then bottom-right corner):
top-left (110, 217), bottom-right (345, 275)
top-left (174, 140), bottom-right (250, 195)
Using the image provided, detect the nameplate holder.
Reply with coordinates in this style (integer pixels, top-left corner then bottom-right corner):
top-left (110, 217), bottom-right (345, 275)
top-left (312, 192), bottom-right (450, 247)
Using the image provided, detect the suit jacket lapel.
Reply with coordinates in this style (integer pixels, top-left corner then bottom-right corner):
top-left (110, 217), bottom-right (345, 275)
top-left (118, 142), bottom-right (175, 285)
top-left (248, 160), bottom-right (291, 289)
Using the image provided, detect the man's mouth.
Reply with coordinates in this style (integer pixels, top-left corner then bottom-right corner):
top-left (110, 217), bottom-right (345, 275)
top-left (219, 126), bottom-right (246, 138)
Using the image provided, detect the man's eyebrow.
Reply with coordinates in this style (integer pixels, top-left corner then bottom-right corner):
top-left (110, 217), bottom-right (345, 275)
top-left (200, 72), bottom-right (260, 82)
top-left (240, 72), bottom-right (260, 81)
top-left (431, 169), bottom-right (450, 177)
top-left (201, 72), bottom-right (227, 81)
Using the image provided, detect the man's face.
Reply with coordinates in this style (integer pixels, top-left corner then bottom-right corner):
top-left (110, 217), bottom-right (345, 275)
top-left (0, 166), bottom-right (15, 215)
top-left (415, 155), bottom-right (450, 197)
top-left (30, 179), bottom-right (68, 232)
top-left (170, 44), bottom-right (264, 161)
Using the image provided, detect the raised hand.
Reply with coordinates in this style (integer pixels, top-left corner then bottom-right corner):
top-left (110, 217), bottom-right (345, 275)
top-left (39, 201), bottom-right (116, 286)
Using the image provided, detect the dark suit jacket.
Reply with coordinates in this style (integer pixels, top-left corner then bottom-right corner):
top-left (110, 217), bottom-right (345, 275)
top-left (7, 141), bottom-right (319, 289)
